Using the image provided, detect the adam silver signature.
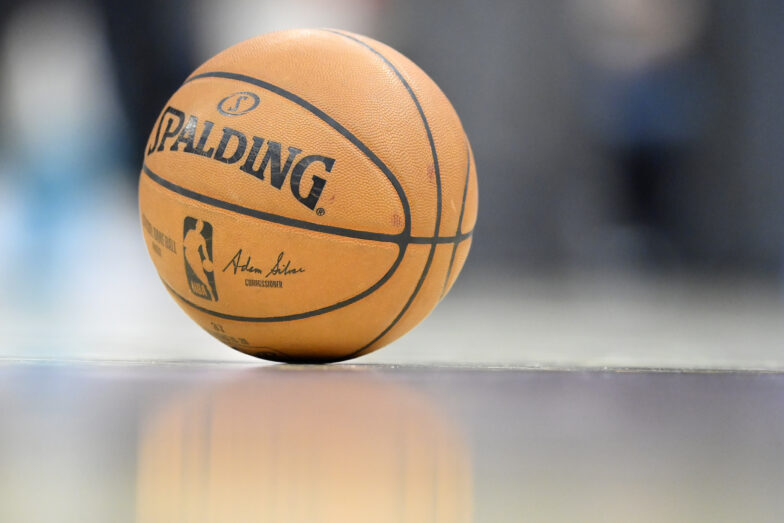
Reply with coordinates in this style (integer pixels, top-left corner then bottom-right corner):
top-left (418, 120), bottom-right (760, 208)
top-left (223, 249), bottom-right (305, 279)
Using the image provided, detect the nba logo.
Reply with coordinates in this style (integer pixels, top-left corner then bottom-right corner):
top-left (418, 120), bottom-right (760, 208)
top-left (183, 217), bottom-right (219, 301)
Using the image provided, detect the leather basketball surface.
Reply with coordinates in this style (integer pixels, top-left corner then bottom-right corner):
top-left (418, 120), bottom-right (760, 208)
top-left (139, 29), bottom-right (478, 362)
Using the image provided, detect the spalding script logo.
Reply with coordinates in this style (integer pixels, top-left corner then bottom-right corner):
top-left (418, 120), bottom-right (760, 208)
top-left (146, 105), bottom-right (334, 211)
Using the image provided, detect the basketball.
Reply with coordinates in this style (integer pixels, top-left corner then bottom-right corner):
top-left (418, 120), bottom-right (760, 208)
top-left (138, 29), bottom-right (478, 363)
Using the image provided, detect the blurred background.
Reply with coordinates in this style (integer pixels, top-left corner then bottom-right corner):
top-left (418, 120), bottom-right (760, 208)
top-left (2, 3), bottom-right (784, 521)
top-left (1, 0), bottom-right (783, 367)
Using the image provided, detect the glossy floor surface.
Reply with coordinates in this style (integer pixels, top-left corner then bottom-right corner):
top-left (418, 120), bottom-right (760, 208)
top-left (2, 361), bottom-right (783, 522)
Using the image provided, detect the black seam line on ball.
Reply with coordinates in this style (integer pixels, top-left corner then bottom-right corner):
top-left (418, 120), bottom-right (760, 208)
top-left (184, 70), bottom-right (412, 243)
top-left (323, 29), bottom-right (444, 359)
top-left (144, 164), bottom-right (400, 244)
top-left (409, 231), bottom-right (472, 244)
top-left (441, 146), bottom-right (472, 297)
top-left (142, 164), bottom-right (471, 245)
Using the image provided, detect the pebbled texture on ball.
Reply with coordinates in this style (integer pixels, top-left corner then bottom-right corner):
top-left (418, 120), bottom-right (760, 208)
top-left (139, 29), bottom-right (478, 362)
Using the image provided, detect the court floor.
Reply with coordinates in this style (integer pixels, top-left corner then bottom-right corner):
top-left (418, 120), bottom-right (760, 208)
top-left (1, 360), bottom-right (783, 522)
top-left (2, 240), bottom-right (784, 522)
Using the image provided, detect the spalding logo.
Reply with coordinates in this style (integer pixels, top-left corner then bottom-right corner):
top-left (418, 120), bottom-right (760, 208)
top-left (217, 91), bottom-right (260, 116)
top-left (146, 105), bottom-right (334, 211)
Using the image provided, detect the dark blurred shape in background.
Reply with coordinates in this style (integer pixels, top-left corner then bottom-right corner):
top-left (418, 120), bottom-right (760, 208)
top-left (0, 0), bottom-right (782, 362)
top-left (100, 0), bottom-right (197, 169)
top-left (567, 0), bottom-right (712, 270)
top-left (380, 0), bottom-right (784, 275)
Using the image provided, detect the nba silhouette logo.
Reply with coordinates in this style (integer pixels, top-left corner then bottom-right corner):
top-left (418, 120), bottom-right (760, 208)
top-left (183, 217), bottom-right (219, 301)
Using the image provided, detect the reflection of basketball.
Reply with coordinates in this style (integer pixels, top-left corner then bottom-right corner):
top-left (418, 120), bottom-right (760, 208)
top-left (136, 371), bottom-right (472, 522)
top-left (139, 29), bottom-right (478, 362)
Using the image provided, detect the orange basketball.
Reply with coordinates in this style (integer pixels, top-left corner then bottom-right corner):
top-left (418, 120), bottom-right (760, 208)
top-left (139, 29), bottom-right (478, 363)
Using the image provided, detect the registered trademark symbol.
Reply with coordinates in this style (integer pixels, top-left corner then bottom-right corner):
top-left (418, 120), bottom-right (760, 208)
top-left (316, 208), bottom-right (326, 216)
